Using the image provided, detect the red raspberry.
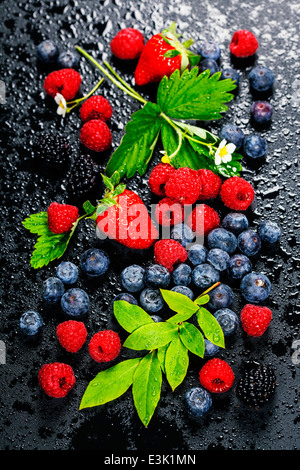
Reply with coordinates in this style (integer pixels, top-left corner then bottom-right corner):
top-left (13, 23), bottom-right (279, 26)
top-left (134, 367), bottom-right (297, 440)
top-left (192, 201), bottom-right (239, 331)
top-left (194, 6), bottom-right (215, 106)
top-left (229, 30), bottom-right (259, 58)
top-left (186, 204), bottom-right (220, 237)
top-left (47, 202), bottom-right (79, 234)
top-left (220, 176), bottom-right (255, 211)
top-left (43, 68), bottom-right (82, 101)
top-left (197, 169), bottom-right (222, 200)
top-left (154, 239), bottom-right (188, 272)
top-left (199, 358), bottom-right (235, 393)
top-left (155, 197), bottom-right (184, 227)
top-left (148, 163), bottom-right (176, 196)
top-left (88, 330), bottom-right (121, 363)
top-left (80, 119), bottom-right (112, 152)
top-left (56, 320), bottom-right (87, 353)
top-left (38, 362), bottom-right (76, 398)
top-left (80, 95), bottom-right (113, 123)
top-left (241, 304), bottom-right (272, 337)
top-left (165, 167), bottom-right (202, 205)
top-left (110, 28), bottom-right (145, 60)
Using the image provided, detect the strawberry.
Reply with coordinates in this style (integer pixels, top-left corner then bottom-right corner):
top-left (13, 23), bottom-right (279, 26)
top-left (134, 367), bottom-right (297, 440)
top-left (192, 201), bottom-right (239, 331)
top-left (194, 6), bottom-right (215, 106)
top-left (44, 68), bottom-right (82, 101)
top-left (134, 23), bottom-right (200, 86)
top-left (47, 202), bottom-right (79, 234)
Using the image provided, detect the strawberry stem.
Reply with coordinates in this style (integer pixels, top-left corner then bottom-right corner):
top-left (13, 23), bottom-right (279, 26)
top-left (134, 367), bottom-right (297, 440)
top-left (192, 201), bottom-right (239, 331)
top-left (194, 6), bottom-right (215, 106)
top-left (66, 78), bottom-right (104, 112)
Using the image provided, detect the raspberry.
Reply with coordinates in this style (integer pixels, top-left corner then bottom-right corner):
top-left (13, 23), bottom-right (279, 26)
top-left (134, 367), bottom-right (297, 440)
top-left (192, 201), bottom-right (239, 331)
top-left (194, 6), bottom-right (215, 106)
top-left (47, 202), bottom-right (79, 234)
top-left (229, 30), bottom-right (259, 58)
top-left (80, 95), bottom-right (113, 123)
top-left (186, 204), bottom-right (220, 237)
top-left (110, 28), bottom-right (145, 60)
top-left (165, 167), bottom-right (202, 205)
top-left (240, 304), bottom-right (272, 337)
top-left (80, 119), bottom-right (112, 152)
top-left (148, 163), bottom-right (176, 196)
top-left (235, 361), bottom-right (276, 408)
top-left (88, 330), bottom-right (121, 363)
top-left (43, 68), bottom-right (82, 101)
top-left (199, 358), bottom-right (235, 393)
top-left (56, 320), bottom-right (87, 352)
top-left (220, 176), bottom-right (255, 211)
top-left (38, 362), bottom-right (76, 398)
top-left (197, 169), bottom-right (222, 200)
top-left (154, 239), bottom-right (188, 272)
top-left (155, 197), bottom-right (184, 227)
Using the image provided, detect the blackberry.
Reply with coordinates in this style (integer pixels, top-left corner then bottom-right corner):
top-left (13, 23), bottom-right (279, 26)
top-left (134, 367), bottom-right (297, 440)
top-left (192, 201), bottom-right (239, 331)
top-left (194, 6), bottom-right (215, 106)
top-left (32, 132), bottom-right (70, 170)
top-left (66, 153), bottom-right (101, 200)
top-left (235, 361), bottom-right (276, 408)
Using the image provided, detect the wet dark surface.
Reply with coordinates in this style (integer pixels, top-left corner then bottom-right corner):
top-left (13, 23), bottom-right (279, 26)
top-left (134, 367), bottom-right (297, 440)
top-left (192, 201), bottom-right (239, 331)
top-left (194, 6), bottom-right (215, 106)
top-left (0, 0), bottom-right (300, 452)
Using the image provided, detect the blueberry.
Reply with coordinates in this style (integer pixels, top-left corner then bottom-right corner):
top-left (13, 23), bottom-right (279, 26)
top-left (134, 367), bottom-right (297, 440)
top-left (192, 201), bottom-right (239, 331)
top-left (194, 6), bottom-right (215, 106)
top-left (184, 387), bottom-right (212, 418)
top-left (36, 40), bottom-right (59, 63)
top-left (172, 263), bottom-right (192, 286)
top-left (80, 248), bottom-right (110, 277)
top-left (240, 272), bottom-right (271, 303)
top-left (56, 261), bottom-right (78, 285)
top-left (207, 228), bottom-right (237, 254)
top-left (227, 254), bottom-right (252, 279)
top-left (250, 101), bottom-right (273, 125)
top-left (204, 338), bottom-right (220, 356)
top-left (219, 124), bottom-right (245, 149)
top-left (248, 66), bottom-right (275, 93)
top-left (171, 223), bottom-right (194, 247)
top-left (61, 288), bottom-right (90, 316)
top-left (221, 212), bottom-right (249, 234)
top-left (207, 283), bottom-right (234, 310)
top-left (121, 264), bottom-right (145, 292)
top-left (151, 315), bottom-right (163, 322)
top-left (238, 229), bottom-right (261, 256)
top-left (198, 40), bottom-right (221, 61)
top-left (192, 263), bottom-right (220, 290)
top-left (171, 285), bottom-right (194, 300)
top-left (214, 308), bottom-right (239, 336)
top-left (19, 311), bottom-right (44, 336)
top-left (57, 50), bottom-right (80, 69)
top-left (43, 277), bottom-right (65, 303)
top-left (113, 293), bottom-right (138, 305)
top-left (187, 244), bottom-right (207, 266)
top-left (220, 67), bottom-right (240, 85)
top-left (144, 264), bottom-right (171, 288)
top-left (207, 248), bottom-right (230, 272)
top-left (257, 220), bottom-right (281, 244)
top-left (139, 288), bottom-right (165, 313)
top-left (243, 134), bottom-right (267, 159)
top-left (198, 58), bottom-right (219, 76)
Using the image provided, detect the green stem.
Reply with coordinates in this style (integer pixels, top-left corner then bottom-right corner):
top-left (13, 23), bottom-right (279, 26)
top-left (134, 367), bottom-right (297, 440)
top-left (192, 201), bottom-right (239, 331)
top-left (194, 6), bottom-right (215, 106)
top-left (103, 60), bottom-right (146, 103)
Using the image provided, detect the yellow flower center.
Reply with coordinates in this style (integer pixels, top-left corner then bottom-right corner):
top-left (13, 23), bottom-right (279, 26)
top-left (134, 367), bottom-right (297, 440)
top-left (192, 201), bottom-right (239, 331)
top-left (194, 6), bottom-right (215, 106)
top-left (219, 146), bottom-right (228, 157)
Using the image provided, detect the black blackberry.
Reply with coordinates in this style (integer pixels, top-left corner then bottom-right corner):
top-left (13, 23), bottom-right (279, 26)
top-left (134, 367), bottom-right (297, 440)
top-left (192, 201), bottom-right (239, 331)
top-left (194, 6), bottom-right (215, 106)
top-left (32, 131), bottom-right (70, 170)
top-left (235, 361), bottom-right (276, 408)
top-left (66, 153), bottom-right (101, 200)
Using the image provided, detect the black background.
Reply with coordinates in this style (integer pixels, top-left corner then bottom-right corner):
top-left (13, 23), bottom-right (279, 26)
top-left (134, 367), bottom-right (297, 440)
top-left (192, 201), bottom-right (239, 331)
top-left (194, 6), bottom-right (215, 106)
top-left (0, 0), bottom-right (299, 453)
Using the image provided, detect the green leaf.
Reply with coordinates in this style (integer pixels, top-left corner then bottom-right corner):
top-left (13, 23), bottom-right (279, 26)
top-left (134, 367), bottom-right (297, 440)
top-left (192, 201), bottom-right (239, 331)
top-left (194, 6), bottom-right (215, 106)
top-left (79, 358), bottom-right (141, 409)
top-left (113, 300), bottom-right (154, 333)
top-left (174, 121), bottom-right (217, 143)
top-left (197, 307), bottom-right (225, 348)
top-left (164, 335), bottom-right (189, 391)
top-left (82, 200), bottom-right (96, 215)
top-left (105, 102), bottom-right (162, 179)
top-left (22, 212), bottom-right (49, 236)
top-left (194, 294), bottom-right (210, 305)
top-left (123, 322), bottom-right (178, 351)
top-left (164, 50), bottom-right (181, 58)
top-left (157, 344), bottom-right (168, 374)
top-left (132, 351), bottom-right (162, 427)
top-left (160, 289), bottom-right (199, 320)
top-left (179, 322), bottom-right (205, 358)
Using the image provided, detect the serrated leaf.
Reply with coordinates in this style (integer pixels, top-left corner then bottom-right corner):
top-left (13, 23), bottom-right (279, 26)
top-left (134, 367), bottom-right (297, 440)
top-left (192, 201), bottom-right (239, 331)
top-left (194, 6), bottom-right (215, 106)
top-left (113, 300), bottom-right (154, 333)
top-left (179, 322), bottom-right (205, 357)
top-left (123, 322), bottom-right (178, 351)
top-left (82, 200), bottom-right (96, 215)
top-left (160, 289), bottom-right (199, 321)
top-left (22, 212), bottom-right (50, 236)
top-left (197, 307), bottom-right (225, 348)
top-left (30, 232), bottom-right (70, 269)
top-left (164, 335), bottom-right (189, 391)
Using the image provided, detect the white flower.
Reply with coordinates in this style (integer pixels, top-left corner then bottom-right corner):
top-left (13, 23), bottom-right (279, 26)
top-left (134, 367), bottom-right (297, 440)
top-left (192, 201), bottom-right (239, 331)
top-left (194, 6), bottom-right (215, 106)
top-left (54, 93), bottom-right (67, 118)
top-left (214, 139), bottom-right (236, 166)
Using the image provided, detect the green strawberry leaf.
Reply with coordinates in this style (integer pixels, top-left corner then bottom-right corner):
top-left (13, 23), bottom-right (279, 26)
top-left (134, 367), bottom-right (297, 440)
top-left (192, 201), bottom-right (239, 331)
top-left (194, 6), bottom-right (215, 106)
top-left (123, 322), bottom-right (178, 351)
top-left (113, 300), bottom-right (154, 333)
top-left (179, 322), bottom-right (205, 358)
top-left (197, 306), bottom-right (225, 348)
top-left (22, 212), bottom-right (49, 236)
top-left (164, 335), bottom-right (189, 391)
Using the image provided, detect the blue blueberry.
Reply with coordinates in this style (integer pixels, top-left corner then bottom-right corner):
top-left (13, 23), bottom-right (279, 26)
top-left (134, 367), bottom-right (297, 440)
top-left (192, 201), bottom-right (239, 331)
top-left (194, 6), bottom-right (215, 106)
top-left (248, 66), bottom-right (275, 93)
top-left (19, 311), bottom-right (44, 336)
top-left (214, 308), bottom-right (239, 336)
top-left (227, 254), bottom-right (252, 279)
top-left (238, 229), bottom-right (261, 256)
top-left (207, 228), bottom-right (237, 254)
top-left (221, 212), bottom-right (249, 234)
top-left (192, 263), bottom-right (220, 290)
top-left (207, 248), bottom-right (230, 272)
top-left (171, 285), bottom-right (194, 300)
top-left (151, 315), bottom-right (163, 322)
top-left (204, 338), bottom-right (220, 357)
top-left (184, 387), bottom-right (212, 418)
top-left (187, 244), bottom-right (207, 266)
top-left (139, 288), bottom-right (165, 313)
top-left (113, 292), bottom-right (138, 305)
top-left (61, 288), bottom-right (90, 316)
top-left (220, 68), bottom-right (240, 85)
top-left (171, 223), bottom-right (194, 248)
top-left (250, 101), bottom-right (273, 125)
top-left (240, 272), bottom-right (271, 303)
top-left (144, 264), bottom-right (171, 288)
top-left (57, 50), bottom-right (80, 69)
top-left (207, 283), bottom-right (234, 310)
top-left (198, 58), bottom-right (219, 76)
top-left (257, 220), bottom-right (281, 244)
top-left (80, 248), bottom-right (110, 277)
top-left (243, 134), bottom-right (267, 159)
top-left (121, 264), bottom-right (145, 292)
top-left (56, 261), bottom-right (78, 285)
top-left (219, 124), bottom-right (245, 149)
top-left (172, 263), bottom-right (192, 286)
top-left (36, 40), bottom-right (59, 63)
top-left (43, 277), bottom-right (65, 303)
top-left (198, 40), bottom-right (221, 61)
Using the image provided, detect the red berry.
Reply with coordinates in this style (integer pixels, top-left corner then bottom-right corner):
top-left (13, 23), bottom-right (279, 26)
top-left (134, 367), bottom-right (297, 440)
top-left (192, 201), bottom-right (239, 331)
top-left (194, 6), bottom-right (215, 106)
top-left (154, 239), bottom-right (188, 272)
top-left (38, 362), bottom-right (76, 398)
top-left (43, 68), bottom-right (82, 101)
top-left (56, 320), bottom-right (87, 353)
top-left (241, 304), bottom-right (272, 337)
top-left (164, 167), bottom-right (202, 205)
top-left (111, 28), bottom-right (145, 60)
top-left (148, 163), bottom-right (176, 196)
top-left (220, 176), bottom-right (255, 211)
top-left (186, 204), bottom-right (220, 237)
top-left (80, 119), bottom-right (112, 152)
top-left (199, 358), bottom-right (235, 393)
top-left (155, 197), bottom-right (184, 227)
top-left (47, 202), bottom-right (79, 234)
top-left (229, 30), bottom-right (259, 58)
top-left (80, 95), bottom-right (113, 123)
top-left (88, 330), bottom-right (121, 363)
top-left (197, 169), bottom-right (222, 200)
